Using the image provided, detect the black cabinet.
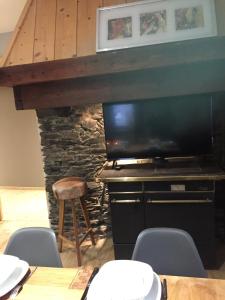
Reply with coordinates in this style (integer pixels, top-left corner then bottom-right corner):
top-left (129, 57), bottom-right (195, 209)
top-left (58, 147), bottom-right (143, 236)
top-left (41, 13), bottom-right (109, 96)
top-left (145, 201), bottom-right (214, 242)
top-left (108, 182), bottom-right (143, 261)
top-left (114, 244), bottom-right (135, 260)
top-left (145, 200), bottom-right (215, 267)
top-left (98, 161), bottom-right (225, 269)
top-left (110, 193), bottom-right (144, 244)
top-left (108, 179), bottom-right (216, 268)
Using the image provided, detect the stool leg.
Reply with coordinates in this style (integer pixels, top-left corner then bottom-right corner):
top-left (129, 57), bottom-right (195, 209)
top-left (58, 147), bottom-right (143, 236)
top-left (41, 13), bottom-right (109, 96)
top-left (71, 200), bottom-right (82, 267)
top-left (80, 198), bottom-right (96, 246)
top-left (58, 200), bottom-right (65, 252)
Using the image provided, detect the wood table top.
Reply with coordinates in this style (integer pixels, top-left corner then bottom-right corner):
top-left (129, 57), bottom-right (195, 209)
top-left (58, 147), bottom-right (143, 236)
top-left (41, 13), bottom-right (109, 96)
top-left (13, 266), bottom-right (225, 300)
top-left (160, 275), bottom-right (225, 300)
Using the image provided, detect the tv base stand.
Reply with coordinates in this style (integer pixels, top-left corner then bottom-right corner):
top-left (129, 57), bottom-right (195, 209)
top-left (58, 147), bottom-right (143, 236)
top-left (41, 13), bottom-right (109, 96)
top-left (97, 160), bottom-right (225, 269)
top-left (112, 160), bottom-right (123, 170)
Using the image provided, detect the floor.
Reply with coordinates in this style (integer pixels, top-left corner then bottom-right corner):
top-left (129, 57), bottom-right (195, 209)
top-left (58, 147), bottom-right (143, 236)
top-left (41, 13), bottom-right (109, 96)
top-left (0, 188), bottom-right (49, 255)
top-left (0, 188), bottom-right (224, 279)
top-left (0, 187), bottom-right (114, 269)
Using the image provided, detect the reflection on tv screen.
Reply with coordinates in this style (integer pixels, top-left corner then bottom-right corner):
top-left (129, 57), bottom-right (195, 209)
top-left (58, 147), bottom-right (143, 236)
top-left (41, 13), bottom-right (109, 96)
top-left (103, 96), bottom-right (212, 160)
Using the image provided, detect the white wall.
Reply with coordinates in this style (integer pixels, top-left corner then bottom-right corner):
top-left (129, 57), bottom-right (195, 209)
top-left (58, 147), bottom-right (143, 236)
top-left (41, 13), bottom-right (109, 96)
top-left (0, 11), bottom-right (44, 188)
top-left (0, 32), bottom-right (12, 55)
top-left (0, 0), bottom-right (27, 33)
top-left (0, 87), bottom-right (45, 187)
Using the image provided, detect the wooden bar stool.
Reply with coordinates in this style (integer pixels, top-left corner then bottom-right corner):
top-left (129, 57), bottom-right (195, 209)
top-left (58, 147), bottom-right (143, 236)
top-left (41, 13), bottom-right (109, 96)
top-left (52, 177), bottom-right (96, 266)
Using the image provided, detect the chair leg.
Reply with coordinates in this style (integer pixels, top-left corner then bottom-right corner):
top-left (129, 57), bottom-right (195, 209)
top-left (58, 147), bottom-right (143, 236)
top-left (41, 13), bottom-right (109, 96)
top-left (58, 200), bottom-right (65, 252)
top-left (71, 200), bottom-right (82, 267)
top-left (80, 198), bottom-right (96, 246)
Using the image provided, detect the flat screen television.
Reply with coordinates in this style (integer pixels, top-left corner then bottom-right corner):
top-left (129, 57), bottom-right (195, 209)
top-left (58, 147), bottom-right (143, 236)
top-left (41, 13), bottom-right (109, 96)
top-left (103, 95), bottom-right (213, 161)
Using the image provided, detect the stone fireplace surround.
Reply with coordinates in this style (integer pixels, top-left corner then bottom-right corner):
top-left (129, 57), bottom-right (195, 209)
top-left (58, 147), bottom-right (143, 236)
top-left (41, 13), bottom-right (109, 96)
top-left (36, 97), bottom-right (225, 240)
top-left (36, 104), bottom-right (109, 239)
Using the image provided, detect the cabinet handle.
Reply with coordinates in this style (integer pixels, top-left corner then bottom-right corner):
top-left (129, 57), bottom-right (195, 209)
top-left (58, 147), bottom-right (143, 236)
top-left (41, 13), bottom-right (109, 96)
top-left (147, 199), bottom-right (213, 204)
top-left (111, 199), bottom-right (141, 204)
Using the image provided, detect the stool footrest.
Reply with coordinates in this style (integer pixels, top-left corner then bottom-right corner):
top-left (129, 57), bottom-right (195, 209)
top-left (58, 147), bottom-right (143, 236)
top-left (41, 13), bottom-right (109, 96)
top-left (58, 234), bottom-right (75, 248)
top-left (79, 228), bottom-right (93, 245)
top-left (58, 230), bottom-right (94, 248)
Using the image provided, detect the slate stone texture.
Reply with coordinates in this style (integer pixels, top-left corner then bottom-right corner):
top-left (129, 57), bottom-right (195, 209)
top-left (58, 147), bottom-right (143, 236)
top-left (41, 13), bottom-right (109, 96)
top-left (36, 104), bottom-right (110, 239)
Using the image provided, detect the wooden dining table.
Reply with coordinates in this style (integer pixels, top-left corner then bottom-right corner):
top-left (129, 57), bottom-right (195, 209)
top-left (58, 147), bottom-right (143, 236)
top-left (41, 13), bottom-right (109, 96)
top-left (12, 266), bottom-right (225, 300)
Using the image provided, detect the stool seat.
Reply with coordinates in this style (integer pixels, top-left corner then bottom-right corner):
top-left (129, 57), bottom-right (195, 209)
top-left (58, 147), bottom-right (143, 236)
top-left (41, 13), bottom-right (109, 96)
top-left (52, 177), bottom-right (96, 266)
top-left (53, 177), bottom-right (87, 200)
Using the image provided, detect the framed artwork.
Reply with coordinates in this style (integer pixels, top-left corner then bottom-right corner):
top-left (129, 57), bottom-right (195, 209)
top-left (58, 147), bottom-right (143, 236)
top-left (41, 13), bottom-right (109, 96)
top-left (96, 0), bottom-right (217, 52)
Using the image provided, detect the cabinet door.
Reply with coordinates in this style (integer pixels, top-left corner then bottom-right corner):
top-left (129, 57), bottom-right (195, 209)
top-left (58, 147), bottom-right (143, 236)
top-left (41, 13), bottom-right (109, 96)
top-left (145, 200), bottom-right (215, 243)
top-left (110, 194), bottom-right (144, 244)
top-left (145, 199), bottom-right (216, 268)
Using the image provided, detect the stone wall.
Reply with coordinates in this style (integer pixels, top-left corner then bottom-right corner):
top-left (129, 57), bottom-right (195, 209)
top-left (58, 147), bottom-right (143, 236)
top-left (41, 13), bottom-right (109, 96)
top-left (36, 104), bottom-right (110, 238)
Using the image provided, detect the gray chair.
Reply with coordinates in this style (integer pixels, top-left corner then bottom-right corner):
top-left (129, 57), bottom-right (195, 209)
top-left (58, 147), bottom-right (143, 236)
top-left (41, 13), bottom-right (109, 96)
top-left (132, 228), bottom-right (207, 278)
top-left (4, 227), bottom-right (63, 268)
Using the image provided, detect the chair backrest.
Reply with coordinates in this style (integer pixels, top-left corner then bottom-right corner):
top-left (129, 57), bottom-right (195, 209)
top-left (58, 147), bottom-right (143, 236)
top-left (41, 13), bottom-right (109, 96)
top-left (132, 228), bottom-right (207, 278)
top-left (4, 227), bottom-right (62, 268)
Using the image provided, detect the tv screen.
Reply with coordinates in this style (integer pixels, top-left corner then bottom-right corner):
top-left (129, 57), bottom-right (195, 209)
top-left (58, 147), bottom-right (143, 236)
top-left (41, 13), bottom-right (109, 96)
top-left (103, 96), bottom-right (213, 160)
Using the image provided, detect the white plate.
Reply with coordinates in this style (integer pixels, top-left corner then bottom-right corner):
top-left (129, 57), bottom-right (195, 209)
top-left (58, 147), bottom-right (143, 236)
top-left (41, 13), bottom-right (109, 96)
top-left (87, 260), bottom-right (154, 300)
top-left (144, 272), bottom-right (162, 300)
top-left (0, 255), bottom-right (19, 285)
top-left (0, 260), bottom-right (29, 297)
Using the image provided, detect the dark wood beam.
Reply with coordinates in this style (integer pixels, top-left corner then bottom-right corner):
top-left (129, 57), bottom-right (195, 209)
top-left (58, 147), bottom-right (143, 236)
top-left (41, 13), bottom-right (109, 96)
top-left (14, 59), bottom-right (225, 110)
top-left (1, 36), bottom-right (225, 87)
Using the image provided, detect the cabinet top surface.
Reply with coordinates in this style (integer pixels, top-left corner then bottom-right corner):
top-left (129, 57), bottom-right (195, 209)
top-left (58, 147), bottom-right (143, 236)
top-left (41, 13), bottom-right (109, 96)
top-left (97, 160), bottom-right (225, 182)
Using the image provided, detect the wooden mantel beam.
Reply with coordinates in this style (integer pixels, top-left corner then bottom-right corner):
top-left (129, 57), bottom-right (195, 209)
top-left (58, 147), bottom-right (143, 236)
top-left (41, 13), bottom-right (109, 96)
top-left (1, 36), bottom-right (225, 87)
top-left (14, 59), bottom-right (225, 110)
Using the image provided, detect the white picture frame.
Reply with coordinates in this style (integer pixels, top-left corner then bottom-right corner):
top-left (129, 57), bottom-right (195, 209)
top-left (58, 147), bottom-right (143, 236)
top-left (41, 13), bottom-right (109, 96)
top-left (96, 0), bottom-right (217, 52)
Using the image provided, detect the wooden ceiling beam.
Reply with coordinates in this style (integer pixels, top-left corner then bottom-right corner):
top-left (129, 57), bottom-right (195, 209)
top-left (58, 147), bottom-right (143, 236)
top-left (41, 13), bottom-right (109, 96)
top-left (1, 36), bottom-right (225, 87)
top-left (14, 59), bottom-right (225, 110)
